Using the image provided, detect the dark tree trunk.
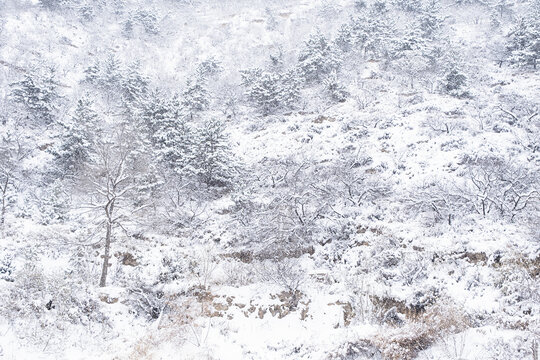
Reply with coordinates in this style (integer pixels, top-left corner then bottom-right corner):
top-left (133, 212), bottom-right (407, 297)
top-left (0, 176), bottom-right (8, 227)
top-left (99, 221), bottom-right (112, 287)
top-left (99, 200), bottom-right (115, 287)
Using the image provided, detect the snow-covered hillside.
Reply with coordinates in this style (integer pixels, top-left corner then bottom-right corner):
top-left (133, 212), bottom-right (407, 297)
top-left (0, 0), bottom-right (539, 359)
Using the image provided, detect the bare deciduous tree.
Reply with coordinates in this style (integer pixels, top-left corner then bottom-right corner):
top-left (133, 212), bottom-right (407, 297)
top-left (408, 155), bottom-right (539, 224)
top-left (82, 126), bottom-right (155, 287)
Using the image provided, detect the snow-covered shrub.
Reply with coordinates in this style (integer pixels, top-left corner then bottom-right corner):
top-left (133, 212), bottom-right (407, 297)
top-left (458, 154), bottom-right (540, 220)
top-left (407, 155), bottom-right (539, 224)
top-left (344, 274), bottom-right (376, 324)
top-left (494, 256), bottom-right (540, 330)
top-left (422, 114), bottom-right (462, 135)
top-left (188, 246), bottom-right (219, 290)
top-left (159, 252), bottom-right (189, 283)
top-left (196, 57), bottom-right (223, 79)
top-left (485, 335), bottom-right (539, 360)
top-left (405, 179), bottom-right (465, 225)
top-left (354, 89), bottom-right (377, 110)
top-left (128, 287), bottom-right (166, 320)
top-left (240, 185), bottom-right (318, 257)
top-left (329, 340), bottom-right (383, 359)
top-left (2, 262), bottom-right (107, 331)
top-left (222, 259), bottom-right (256, 287)
top-left (0, 252), bottom-right (13, 282)
top-left (257, 258), bottom-right (304, 307)
top-left (442, 65), bottom-right (471, 98)
top-left (323, 71), bottom-right (349, 103)
top-left (371, 299), bottom-right (470, 360)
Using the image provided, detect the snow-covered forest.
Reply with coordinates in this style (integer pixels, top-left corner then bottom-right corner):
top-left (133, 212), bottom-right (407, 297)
top-left (0, 0), bottom-right (539, 358)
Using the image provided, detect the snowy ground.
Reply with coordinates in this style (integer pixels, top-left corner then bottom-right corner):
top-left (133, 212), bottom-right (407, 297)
top-left (0, 0), bottom-right (539, 359)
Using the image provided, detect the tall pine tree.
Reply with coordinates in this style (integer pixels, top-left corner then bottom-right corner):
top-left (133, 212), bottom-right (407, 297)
top-left (192, 119), bottom-right (236, 187)
top-left (10, 69), bottom-right (59, 125)
top-left (56, 96), bottom-right (100, 175)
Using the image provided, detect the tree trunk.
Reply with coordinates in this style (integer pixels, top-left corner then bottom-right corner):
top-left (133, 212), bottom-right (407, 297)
top-left (99, 220), bottom-right (112, 287)
top-left (0, 176), bottom-right (8, 227)
top-left (0, 200), bottom-right (5, 227)
top-left (99, 200), bottom-right (115, 287)
top-left (0, 203), bottom-right (5, 227)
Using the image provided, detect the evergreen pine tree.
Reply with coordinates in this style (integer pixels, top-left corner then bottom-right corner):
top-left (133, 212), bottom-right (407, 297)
top-left (279, 69), bottom-right (301, 109)
top-left (57, 96), bottom-right (99, 175)
top-left (122, 17), bottom-right (134, 38)
top-left (83, 59), bottom-right (101, 85)
top-left (363, 15), bottom-right (396, 60)
top-left (192, 118), bottom-right (235, 187)
top-left (394, 26), bottom-right (425, 55)
top-left (39, 0), bottom-right (69, 10)
top-left (297, 31), bottom-right (341, 83)
top-left (335, 23), bottom-right (354, 53)
top-left (241, 68), bottom-right (300, 115)
top-left (493, 0), bottom-right (512, 18)
top-left (135, 9), bottom-right (160, 35)
top-left (122, 61), bottom-right (149, 104)
top-left (83, 53), bottom-right (123, 94)
top-left (418, 1), bottom-right (445, 39)
top-left (10, 70), bottom-right (59, 125)
top-left (182, 76), bottom-right (210, 116)
top-left (394, 0), bottom-right (422, 12)
top-left (140, 90), bottom-right (171, 135)
top-left (506, 15), bottom-right (540, 69)
top-left (245, 71), bottom-right (282, 115)
top-left (152, 96), bottom-right (194, 175)
top-left (442, 64), bottom-right (470, 98)
top-left (101, 53), bottom-right (122, 92)
top-left (338, 13), bottom-right (397, 60)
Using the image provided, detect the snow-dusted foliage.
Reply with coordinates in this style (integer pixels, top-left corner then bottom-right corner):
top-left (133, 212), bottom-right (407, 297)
top-left (0, 0), bottom-right (539, 359)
